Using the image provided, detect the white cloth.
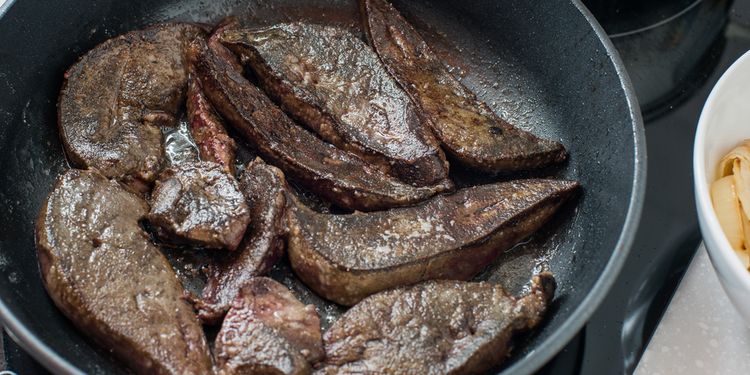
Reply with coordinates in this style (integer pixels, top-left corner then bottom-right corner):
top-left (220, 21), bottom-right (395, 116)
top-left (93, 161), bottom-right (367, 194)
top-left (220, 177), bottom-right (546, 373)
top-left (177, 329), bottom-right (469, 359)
top-left (635, 245), bottom-right (750, 374)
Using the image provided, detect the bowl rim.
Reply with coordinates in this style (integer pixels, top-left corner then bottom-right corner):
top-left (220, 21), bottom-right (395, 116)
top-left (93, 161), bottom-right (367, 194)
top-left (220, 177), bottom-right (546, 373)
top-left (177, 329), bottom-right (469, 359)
top-left (693, 49), bottom-right (750, 292)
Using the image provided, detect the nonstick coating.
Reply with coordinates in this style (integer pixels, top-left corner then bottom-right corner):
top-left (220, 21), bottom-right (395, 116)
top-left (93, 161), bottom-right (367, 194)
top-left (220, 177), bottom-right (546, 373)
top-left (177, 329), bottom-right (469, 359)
top-left (0, 0), bottom-right (645, 374)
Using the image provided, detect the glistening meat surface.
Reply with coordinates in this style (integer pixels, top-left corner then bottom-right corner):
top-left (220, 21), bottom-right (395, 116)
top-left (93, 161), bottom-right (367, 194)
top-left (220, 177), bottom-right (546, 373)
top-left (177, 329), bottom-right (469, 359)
top-left (221, 24), bottom-right (449, 187)
top-left (36, 169), bottom-right (213, 375)
top-left (198, 159), bottom-right (289, 323)
top-left (362, 0), bottom-right (567, 173)
top-left (319, 274), bottom-right (556, 375)
top-left (215, 277), bottom-right (323, 375)
top-left (58, 23), bottom-right (205, 192)
top-left (189, 37), bottom-right (452, 211)
top-left (288, 179), bottom-right (578, 305)
top-left (148, 161), bottom-right (250, 250)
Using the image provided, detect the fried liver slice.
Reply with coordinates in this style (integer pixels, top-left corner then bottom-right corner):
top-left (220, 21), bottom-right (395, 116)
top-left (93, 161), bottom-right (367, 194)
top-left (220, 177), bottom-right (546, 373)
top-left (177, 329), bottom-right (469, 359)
top-left (220, 24), bottom-right (449, 187)
top-left (361, 0), bottom-right (567, 173)
top-left (215, 277), bottom-right (324, 375)
top-left (36, 169), bottom-right (213, 374)
top-left (148, 161), bottom-right (250, 250)
top-left (288, 179), bottom-right (578, 305)
top-left (58, 23), bottom-right (205, 192)
top-left (319, 274), bottom-right (556, 374)
top-left (198, 159), bottom-right (289, 323)
top-left (189, 37), bottom-right (451, 211)
top-left (187, 78), bottom-right (236, 174)
top-left (185, 18), bottom-right (241, 175)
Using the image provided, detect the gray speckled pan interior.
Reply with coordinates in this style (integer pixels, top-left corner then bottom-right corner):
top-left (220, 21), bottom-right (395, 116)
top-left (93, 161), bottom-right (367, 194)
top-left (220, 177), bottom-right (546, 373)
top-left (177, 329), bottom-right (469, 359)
top-left (0, 0), bottom-right (644, 374)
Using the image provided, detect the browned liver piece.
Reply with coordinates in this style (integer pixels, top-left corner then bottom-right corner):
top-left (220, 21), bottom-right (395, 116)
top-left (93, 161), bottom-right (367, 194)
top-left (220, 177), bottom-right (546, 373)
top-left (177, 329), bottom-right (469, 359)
top-left (288, 179), bottom-right (578, 305)
top-left (148, 161), bottom-right (250, 250)
top-left (319, 274), bottom-right (556, 374)
top-left (215, 277), bottom-right (324, 375)
top-left (362, 0), bottom-right (567, 173)
top-left (198, 159), bottom-right (289, 324)
top-left (188, 37), bottom-right (452, 211)
top-left (58, 23), bottom-right (205, 193)
top-left (221, 24), bottom-right (450, 187)
top-left (36, 169), bottom-right (213, 374)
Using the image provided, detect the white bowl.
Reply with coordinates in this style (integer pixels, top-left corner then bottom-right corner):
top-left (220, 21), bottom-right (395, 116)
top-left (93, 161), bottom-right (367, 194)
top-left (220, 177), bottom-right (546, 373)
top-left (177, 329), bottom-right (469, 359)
top-left (695, 50), bottom-right (750, 324)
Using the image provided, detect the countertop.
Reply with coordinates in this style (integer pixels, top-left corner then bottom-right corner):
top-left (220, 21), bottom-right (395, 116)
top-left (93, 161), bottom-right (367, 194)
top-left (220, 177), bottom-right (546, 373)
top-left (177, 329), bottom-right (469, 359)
top-left (635, 245), bottom-right (750, 374)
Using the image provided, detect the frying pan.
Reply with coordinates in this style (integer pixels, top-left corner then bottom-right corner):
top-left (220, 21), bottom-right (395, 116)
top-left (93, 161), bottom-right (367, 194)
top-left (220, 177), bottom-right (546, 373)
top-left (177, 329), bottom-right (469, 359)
top-left (0, 0), bottom-right (645, 374)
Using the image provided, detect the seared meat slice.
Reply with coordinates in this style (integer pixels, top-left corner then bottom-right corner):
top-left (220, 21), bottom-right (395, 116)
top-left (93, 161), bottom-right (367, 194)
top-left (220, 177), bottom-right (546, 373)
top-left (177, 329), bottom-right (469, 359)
top-left (187, 78), bottom-right (236, 174)
top-left (209, 17), bottom-right (244, 74)
top-left (189, 38), bottom-right (452, 211)
top-left (361, 0), bottom-right (567, 173)
top-left (185, 18), bottom-right (241, 175)
top-left (215, 277), bottom-right (324, 375)
top-left (148, 161), bottom-right (250, 250)
top-left (319, 274), bottom-right (556, 374)
top-left (220, 24), bottom-right (449, 187)
top-left (35, 169), bottom-right (213, 375)
top-left (288, 179), bottom-right (578, 305)
top-left (58, 23), bottom-right (206, 193)
top-left (198, 159), bottom-right (288, 323)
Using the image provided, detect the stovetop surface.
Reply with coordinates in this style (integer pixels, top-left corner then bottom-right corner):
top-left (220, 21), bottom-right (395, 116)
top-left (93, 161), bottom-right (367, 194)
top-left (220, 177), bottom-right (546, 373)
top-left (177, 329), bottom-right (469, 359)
top-left (540, 0), bottom-right (750, 373)
top-left (4, 1), bottom-right (750, 374)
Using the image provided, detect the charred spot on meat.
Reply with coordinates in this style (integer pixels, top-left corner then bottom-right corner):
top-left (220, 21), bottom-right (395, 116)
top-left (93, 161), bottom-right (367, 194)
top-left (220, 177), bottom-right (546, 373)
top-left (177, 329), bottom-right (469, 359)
top-left (215, 277), bottom-right (324, 375)
top-left (287, 179), bottom-right (579, 305)
top-left (148, 161), bottom-right (250, 250)
top-left (198, 158), bottom-right (289, 324)
top-left (188, 37), bottom-right (452, 211)
top-left (319, 273), bottom-right (556, 374)
top-left (58, 23), bottom-right (206, 193)
top-left (220, 24), bottom-right (450, 187)
top-left (35, 169), bottom-right (213, 375)
top-left (361, 0), bottom-right (567, 173)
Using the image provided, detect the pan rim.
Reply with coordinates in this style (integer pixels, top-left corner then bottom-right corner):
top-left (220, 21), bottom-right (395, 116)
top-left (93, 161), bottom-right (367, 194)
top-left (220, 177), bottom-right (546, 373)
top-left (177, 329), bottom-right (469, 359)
top-left (0, 0), bottom-right (13, 19)
top-left (0, 0), bottom-right (646, 374)
top-left (499, 1), bottom-right (647, 374)
top-left (0, 4), bottom-right (110, 373)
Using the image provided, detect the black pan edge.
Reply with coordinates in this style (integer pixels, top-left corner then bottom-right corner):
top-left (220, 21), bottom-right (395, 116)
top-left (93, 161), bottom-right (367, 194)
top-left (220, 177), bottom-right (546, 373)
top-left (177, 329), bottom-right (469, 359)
top-left (500, 1), bottom-right (647, 374)
top-left (0, 1), bottom-right (85, 371)
top-left (0, 0), bottom-right (14, 19)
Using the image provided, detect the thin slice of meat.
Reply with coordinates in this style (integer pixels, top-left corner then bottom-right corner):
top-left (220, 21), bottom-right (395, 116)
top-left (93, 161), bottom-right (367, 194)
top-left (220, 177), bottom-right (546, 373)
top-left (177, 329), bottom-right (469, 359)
top-left (185, 18), bottom-right (241, 175)
top-left (215, 277), bottom-right (324, 375)
top-left (287, 179), bottom-right (578, 305)
top-left (35, 169), bottom-right (213, 375)
top-left (187, 77), bottom-right (236, 174)
top-left (189, 37), bottom-right (452, 211)
top-left (198, 158), bottom-right (288, 324)
top-left (148, 161), bottom-right (250, 250)
top-left (318, 273), bottom-right (555, 374)
top-left (361, 0), bottom-right (567, 173)
top-left (209, 17), bottom-right (244, 74)
top-left (58, 23), bottom-right (206, 193)
top-left (220, 24), bottom-right (449, 187)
